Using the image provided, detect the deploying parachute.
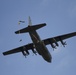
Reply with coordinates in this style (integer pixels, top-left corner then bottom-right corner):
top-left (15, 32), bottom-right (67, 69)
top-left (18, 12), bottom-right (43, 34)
top-left (18, 20), bottom-right (25, 25)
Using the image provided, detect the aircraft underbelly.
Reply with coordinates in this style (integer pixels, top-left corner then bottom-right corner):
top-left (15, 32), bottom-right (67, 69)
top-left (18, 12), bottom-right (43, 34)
top-left (29, 31), bottom-right (52, 62)
top-left (35, 42), bottom-right (52, 62)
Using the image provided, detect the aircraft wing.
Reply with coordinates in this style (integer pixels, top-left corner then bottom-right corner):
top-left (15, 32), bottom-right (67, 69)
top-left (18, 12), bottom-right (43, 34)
top-left (3, 32), bottom-right (76, 55)
top-left (43, 32), bottom-right (76, 45)
top-left (3, 43), bottom-right (34, 56)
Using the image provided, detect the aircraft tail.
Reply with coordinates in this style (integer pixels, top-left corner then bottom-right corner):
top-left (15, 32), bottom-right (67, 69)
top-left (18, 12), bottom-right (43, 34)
top-left (15, 17), bottom-right (46, 34)
top-left (28, 16), bottom-right (32, 26)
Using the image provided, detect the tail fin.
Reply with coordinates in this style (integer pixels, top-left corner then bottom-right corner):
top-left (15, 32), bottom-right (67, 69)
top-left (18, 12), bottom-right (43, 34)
top-left (28, 16), bottom-right (32, 26)
top-left (15, 17), bottom-right (46, 34)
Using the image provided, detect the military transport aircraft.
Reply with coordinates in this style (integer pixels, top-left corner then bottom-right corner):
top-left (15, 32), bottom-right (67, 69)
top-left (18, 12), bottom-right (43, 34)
top-left (3, 17), bottom-right (76, 63)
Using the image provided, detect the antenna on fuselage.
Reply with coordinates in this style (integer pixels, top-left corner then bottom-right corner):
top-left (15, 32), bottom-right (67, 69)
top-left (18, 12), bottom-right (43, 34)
top-left (28, 16), bottom-right (32, 26)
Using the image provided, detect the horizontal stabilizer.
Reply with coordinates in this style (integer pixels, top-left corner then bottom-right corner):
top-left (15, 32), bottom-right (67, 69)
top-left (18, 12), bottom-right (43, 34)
top-left (15, 23), bottom-right (46, 34)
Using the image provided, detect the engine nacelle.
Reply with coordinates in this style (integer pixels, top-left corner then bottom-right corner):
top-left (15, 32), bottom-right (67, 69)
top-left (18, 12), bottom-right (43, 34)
top-left (53, 38), bottom-right (59, 47)
top-left (59, 37), bottom-right (67, 47)
top-left (21, 46), bottom-right (30, 57)
top-left (48, 39), bottom-right (56, 49)
top-left (31, 48), bottom-right (37, 55)
top-left (21, 50), bottom-right (27, 56)
top-left (51, 43), bottom-right (56, 49)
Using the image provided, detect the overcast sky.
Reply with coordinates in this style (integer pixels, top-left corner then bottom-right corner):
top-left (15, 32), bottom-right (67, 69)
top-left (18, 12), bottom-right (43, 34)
top-left (0, 0), bottom-right (76, 75)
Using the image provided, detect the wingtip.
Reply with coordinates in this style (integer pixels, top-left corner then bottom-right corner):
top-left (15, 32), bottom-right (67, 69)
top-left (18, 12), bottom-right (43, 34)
top-left (15, 31), bottom-right (19, 34)
top-left (15, 31), bottom-right (17, 34)
top-left (3, 52), bottom-right (6, 56)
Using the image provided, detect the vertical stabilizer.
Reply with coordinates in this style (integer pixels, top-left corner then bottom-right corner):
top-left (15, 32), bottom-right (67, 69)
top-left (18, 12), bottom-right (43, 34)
top-left (28, 16), bottom-right (32, 26)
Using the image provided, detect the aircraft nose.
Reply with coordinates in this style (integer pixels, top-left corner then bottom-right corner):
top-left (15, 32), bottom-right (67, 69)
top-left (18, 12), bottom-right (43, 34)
top-left (44, 56), bottom-right (52, 63)
top-left (47, 58), bottom-right (52, 63)
top-left (47, 54), bottom-right (52, 63)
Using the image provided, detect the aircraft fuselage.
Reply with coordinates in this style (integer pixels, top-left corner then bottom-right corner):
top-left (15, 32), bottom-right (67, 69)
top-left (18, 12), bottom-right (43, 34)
top-left (29, 29), bottom-right (52, 62)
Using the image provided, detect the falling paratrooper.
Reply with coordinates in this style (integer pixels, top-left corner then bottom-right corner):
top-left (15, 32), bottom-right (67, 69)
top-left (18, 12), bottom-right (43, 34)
top-left (18, 20), bottom-right (25, 42)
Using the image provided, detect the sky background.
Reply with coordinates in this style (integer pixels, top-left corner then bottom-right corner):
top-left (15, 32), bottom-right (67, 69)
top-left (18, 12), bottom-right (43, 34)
top-left (0, 0), bottom-right (76, 75)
